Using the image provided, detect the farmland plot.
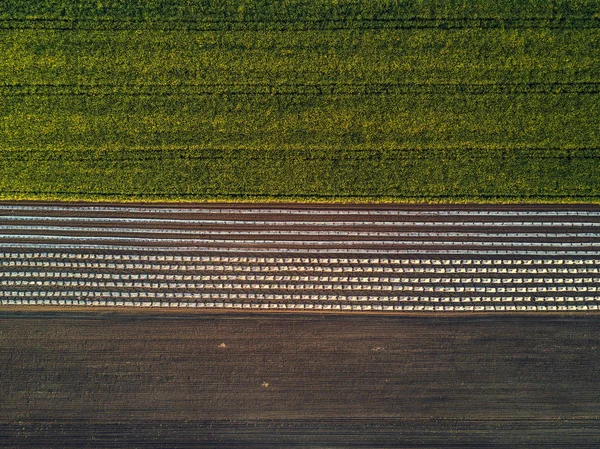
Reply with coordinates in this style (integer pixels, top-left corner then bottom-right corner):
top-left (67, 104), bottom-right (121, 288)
top-left (0, 0), bottom-right (599, 201)
top-left (1, 202), bottom-right (599, 312)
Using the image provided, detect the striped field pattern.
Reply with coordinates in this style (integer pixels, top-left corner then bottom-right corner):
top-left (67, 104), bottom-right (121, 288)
top-left (1, 203), bottom-right (599, 312)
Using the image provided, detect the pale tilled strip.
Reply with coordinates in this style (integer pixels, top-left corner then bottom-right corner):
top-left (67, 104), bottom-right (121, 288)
top-left (1, 298), bottom-right (596, 312)
top-left (3, 260), bottom-right (599, 274)
top-left (2, 225), bottom-right (598, 239)
top-left (2, 234), bottom-right (599, 248)
top-left (2, 253), bottom-right (599, 265)
top-left (1, 204), bottom-right (599, 217)
top-left (3, 291), bottom-right (600, 302)
top-left (3, 279), bottom-right (598, 293)
top-left (0, 244), bottom-right (597, 255)
top-left (3, 271), bottom-right (599, 285)
top-left (1, 215), bottom-right (599, 227)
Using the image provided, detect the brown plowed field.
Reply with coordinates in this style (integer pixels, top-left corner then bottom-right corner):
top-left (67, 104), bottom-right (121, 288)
top-left (2, 313), bottom-right (600, 447)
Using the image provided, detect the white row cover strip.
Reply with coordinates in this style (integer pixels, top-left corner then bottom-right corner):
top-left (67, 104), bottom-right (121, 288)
top-left (2, 291), bottom-right (599, 303)
top-left (3, 234), bottom-right (600, 248)
top-left (4, 279), bottom-right (598, 292)
top-left (1, 216), bottom-right (598, 227)
top-left (1, 299), bottom-right (596, 312)
top-left (2, 253), bottom-right (598, 265)
top-left (3, 260), bottom-right (599, 274)
top-left (4, 271), bottom-right (598, 285)
top-left (2, 225), bottom-right (598, 239)
top-left (0, 243), bottom-right (598, 256)
top-left (1, 205), bottom-right (599, 217)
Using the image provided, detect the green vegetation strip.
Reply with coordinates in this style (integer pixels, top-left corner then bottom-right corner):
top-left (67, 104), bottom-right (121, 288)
top-left (1, 0), bottom-right (600, 202)
top-left (1, 148), bottom-right (598, 202)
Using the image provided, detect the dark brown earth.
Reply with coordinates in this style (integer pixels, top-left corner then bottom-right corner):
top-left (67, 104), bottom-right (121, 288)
top-left (2, 313), bottom-right (600, 447)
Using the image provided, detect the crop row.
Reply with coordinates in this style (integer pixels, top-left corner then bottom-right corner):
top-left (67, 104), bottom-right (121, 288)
top-left (3, 291), bottom-right (600, 302)
top-left (2, 0), bottom-right (599, 25)
top-left (3, 28), bottom-right (599, 94)
top-left (2, 298), bottom-right (596, 312)
top-left (3, 253), bottom-right (599, 265)
top-left (5, 83), bottom-right (600, 96)
top-left (2, 204), bottom-right (599, 216)
top-left (4, 272), bottom-right (599, 285)
top-left (3, 261), bottom-right (599, 275)
top-left (1, 147), bottom-right (598, 201)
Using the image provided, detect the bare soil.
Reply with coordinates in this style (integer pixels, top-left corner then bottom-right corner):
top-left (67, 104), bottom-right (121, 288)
top-left (1, 313), bottom-right (599, 447)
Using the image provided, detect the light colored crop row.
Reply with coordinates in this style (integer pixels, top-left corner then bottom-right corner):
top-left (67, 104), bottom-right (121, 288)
top-left (3, 271), bottom-right (598, 285)
top-left (2, 204), bottom-right (599, 216)
top-left (2, 216), bottom-right (599, 227)
top-left (1, 298), bottom-right (596, 312)
top-left (2, 243), bottom-right (598, 255)
top-left (4, 233), bottom-right (600, 248)
top-left (2, 290), bottom-right (599, 302)
top-left (2, 252), bottom-right (599, 265)
top-left (3, 225), bottom-right (598, 239)
top-left (2, 260), bottom-right (598, 274)
top-left (3, 278), bottom-right (598, 293)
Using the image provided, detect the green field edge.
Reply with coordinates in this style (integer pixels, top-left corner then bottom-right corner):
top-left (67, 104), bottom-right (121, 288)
top-left (1, 192), bottom-right (598, 205)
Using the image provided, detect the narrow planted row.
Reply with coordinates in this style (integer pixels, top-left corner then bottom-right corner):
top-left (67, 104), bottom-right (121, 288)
top-left (2, 216), bottom-right (600, 227)
top-left (2, 252), bottom-right (599, 265)
top-left (2, 235), bottom-right (599, 248)
top-left (4, 226), bottom-right (599, 238)
top-left (4, 271), bottom-right (599, 285)
top-left (3, 259), bottom-right (600, 274)
top-left (2, 297), bottom-right (594, 312)
top-left (1, 205), bottom-right (599, 216)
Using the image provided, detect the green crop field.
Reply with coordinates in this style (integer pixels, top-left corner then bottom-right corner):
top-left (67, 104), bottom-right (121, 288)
top-left (1, 0), bottom-right (599, 202)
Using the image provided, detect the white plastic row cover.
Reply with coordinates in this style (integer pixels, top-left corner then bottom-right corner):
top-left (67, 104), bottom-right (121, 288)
top-left (4, 214), bottom-right (600, 227)
top-left (4, 271), bottom-right (599, 285)
top-left (4, 261), bottom-right (600, 274)
top-left (4, 234), bottom-right (600, 249)
top-left (2, 205), bottom-right (599, 216)
top-left (3, 225), bottom-right (598, 239)
top-left (3, 289), bottom-right (600, 301)
top-left (2, 253), bottom-right (599, 266)
top-left (1, 244), bottom-right (597, 255)
top-left (4, 278), bottom-right (600, 292)
top-left (2, 260), bottom-right (600, 275)
top-left (1, 298), bottom-right (597, 311)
